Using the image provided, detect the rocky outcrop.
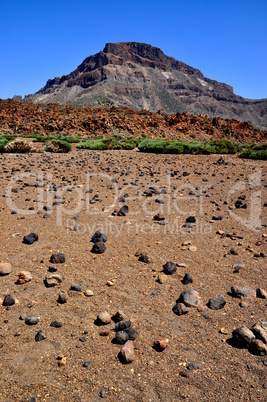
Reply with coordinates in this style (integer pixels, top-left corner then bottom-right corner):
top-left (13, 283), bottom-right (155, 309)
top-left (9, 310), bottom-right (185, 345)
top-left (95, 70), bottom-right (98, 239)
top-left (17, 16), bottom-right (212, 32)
top-left (24, 42), bottom-right (267, 130)
top-left (0, 99), bottom-right (266, 143)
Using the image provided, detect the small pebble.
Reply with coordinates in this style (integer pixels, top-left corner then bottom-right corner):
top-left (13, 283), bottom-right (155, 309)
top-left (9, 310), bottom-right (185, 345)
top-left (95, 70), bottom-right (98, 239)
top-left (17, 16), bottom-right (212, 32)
top-left (18, 271), bottom-right (32, 284)
top-left (25, 316), bottom-right (39, 325)
top-left (0, 262), bottom-right (12, 275)
top-left (154, 338), bottom-right (169, 351)
top-left (50, 253), bottom-right (65, 263)
top-left (97, 311), bottom-right (111, 325)
top-left (115, 320), bottom-right (131, 331)
top-left (50, 320), bottom-right (62, 328)
top-left (163, 261), bottom-right (177, 275)
top-left (35, 330), bottom-right (46, 342)
top-left (119, 340), bottom-right (134, 363)
top-left (116, 331), bottom-right (129, 344)
top-left (23, 233), bottom-right (38, 245)
top-left (3, 294), bottom-right (15, 307)
top-left (84, 289), bottom-right (94, 297)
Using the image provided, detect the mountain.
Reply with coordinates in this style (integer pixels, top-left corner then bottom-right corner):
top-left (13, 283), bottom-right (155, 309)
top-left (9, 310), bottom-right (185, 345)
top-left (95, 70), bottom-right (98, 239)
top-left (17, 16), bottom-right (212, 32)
top-left (27, 42), bottom-right (267, 130)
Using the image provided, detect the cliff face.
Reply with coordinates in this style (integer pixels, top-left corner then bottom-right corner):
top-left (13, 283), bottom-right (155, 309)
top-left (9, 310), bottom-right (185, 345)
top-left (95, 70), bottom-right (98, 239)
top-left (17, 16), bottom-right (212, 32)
top-left (27, 42), bottom-right (267, 129)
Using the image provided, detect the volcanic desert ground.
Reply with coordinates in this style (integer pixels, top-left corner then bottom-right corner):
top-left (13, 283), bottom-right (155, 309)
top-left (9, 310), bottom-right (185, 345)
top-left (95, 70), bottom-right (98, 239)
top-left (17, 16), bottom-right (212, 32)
top-left (0, 148), bottom-right (266, 401)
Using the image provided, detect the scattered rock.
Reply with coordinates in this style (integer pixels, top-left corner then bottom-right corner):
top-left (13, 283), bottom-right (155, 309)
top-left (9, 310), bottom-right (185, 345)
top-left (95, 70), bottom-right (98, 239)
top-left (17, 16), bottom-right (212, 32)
top-left (84, 289), bottom-right (94, 297)
top-left (35, 330), bottom-right (46, 342)
top-left (0, 262), bottom-right (12, 276)
top-left (44, 273), bottom-right (63, 287)
top-left (124, 327), bottom-right (138, 341)
top-left (153, 213), bottom-right (165, 221)
top-left (172, 302), bottom-right (189, 315)
top-left (70, 284), bottom-right (81, 291)
top-left (117, 206), bottom-right (129, 216)
top-left (48, 265), bottom-right (58, 272)
top-left (50, 320), bottom-right (62, 328)
top-left (232, 326), bottom-right (256, 347)
top-left (182, 273), bottom-right (193, 285)
top-left (233, 262), bottom-right (245, 273)
top-left (3, 294), bottom-right (15, 306)
top-left (97, 311), bottom-right (111, 325)
top-left (25, 316), bottom-right (39, 325)
top-left (186, 216), bottom-right (196, 223)
top-left (178, 289), bottom-right (201, 307)
top-left (219, 328), bottom-right (229, 335)
top-left (58, 356), bottom-right (67, 367)
top-left (91, 230), bottom-right (107, 243)
top-left (116, 331), bottom-right (129, 344)
top-left (91, 242), bottom-right (106, 254)
top-left (115, 320), bottom-right (131, 331)
top-left (18, 271), bottom-right (32, 284)
top-left (256, 288), bottom-right (267, 299)
top-left (154, 338), bottom-right (169, 351)
top-left (119, 340), bottom-right (134, 363)
top-left (163, 261), bottom-right (177, 275)
top-left (138, 253), bottom-right (153, 263)
top-left (179, 370), bottom-right (190, 378)
top-left (250, 324), bottom-right (267, 344)
top-left (249, 339), bottom-right (267, 356)
top-left (208, 294), bottom-right (226, 310)
top-left (50, 253), bottom-right (65, 264)
top-left (157, 273), bottom-right (167, 284)
top-left (58, 293), bottom-right (68, 304)
top-left (231, 285), bottom-right (256, 298)
top-left (112, 310), bottom-right (126, 323)
top-left (23, 232), bottom-right (38, 245)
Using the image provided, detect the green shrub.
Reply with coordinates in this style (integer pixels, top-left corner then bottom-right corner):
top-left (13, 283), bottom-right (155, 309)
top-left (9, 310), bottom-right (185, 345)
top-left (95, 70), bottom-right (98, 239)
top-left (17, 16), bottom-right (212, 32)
top-left (239, 144), bottom-right (267, 160)
top-left (65, 136), bottom-right (80, 143)
top-left (0, 136), bottom-right (9, 151)
top-left (77, 137), bottom-right (140, 150)
top-left (138, 138), bottom-right (238, 155)
top-left (208, 139), bottom-right (237, 154)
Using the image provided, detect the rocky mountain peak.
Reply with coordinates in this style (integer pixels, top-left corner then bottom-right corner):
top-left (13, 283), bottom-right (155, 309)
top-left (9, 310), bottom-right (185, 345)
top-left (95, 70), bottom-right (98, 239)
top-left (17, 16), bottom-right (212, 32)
top-left (27, 42), bottom-right (267, 129)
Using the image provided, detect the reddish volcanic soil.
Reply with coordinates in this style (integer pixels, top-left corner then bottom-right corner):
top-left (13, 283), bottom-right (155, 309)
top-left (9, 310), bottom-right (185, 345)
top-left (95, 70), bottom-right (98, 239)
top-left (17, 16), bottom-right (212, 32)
top-left (0, 149), bottom-right (266, 401)
top-left (0, 100), bottom-right (266, 143)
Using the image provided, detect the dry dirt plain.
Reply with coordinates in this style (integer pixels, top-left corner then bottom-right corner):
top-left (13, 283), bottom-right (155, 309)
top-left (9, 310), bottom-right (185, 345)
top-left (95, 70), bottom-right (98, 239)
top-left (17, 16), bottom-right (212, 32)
top-left (0, 149), bottom-right (266, 401)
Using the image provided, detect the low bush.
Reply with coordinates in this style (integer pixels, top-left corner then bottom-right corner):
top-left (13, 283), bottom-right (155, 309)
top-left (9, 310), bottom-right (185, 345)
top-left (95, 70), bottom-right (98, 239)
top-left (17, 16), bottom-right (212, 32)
top-left (138, 138), bottom-right (238, 154)
top-left (0, 136), bottom-right (9, 151)
top-left (239, 144), bottom-right (267, 160)
top-left (77, 137), bottom-right (140, 150)
top-left (208, 139), bottom-right (237, 154)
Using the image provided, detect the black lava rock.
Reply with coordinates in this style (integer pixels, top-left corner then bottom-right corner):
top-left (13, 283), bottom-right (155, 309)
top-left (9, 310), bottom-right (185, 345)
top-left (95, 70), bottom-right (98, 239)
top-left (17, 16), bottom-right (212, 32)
top-left (124, 327), bottom-right (138, 340)
top-left (91, 230), bottom-right (107, 244)
top-left (50, 253), bottom-right (65, 263)
top-left (163, 261), bottom-right (177, 275)
top-left (182, 273), bottom-right (193, 285)
top-left (50, 320), bottom-right (62, 328)
top-left (3, 294), bottom-right (15, 306)
top-left (117, 206), bottom-right (129, 216)
top-left (115, 320), bottom-right (131, 332)
top-left (35, 330), bottom-right (46, 342)
top-left (208, 294), bottom-right (226, 310)
top-left (91, 242), bottom-right (106, 254)
top-left (115, 331), bottom-right (129, 344)
top-left (23, 233), bottom-right (38, 245)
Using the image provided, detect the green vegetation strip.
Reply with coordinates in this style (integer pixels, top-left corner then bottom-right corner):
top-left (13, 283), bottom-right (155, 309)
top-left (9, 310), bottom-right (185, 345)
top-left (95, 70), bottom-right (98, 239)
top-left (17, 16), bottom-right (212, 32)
top-left (0, 133), bottom-right (266, 159)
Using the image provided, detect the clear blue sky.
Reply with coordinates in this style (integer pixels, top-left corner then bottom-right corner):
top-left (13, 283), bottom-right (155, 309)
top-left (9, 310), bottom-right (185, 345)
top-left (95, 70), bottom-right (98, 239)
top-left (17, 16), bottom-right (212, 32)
top-left (1, 0), bottom-right (266, 100)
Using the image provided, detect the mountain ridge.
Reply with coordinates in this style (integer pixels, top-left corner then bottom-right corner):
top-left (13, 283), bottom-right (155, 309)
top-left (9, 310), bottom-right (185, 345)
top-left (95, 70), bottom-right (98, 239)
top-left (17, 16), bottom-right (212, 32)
top-left (26, 42), bottom-right (267, 130)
